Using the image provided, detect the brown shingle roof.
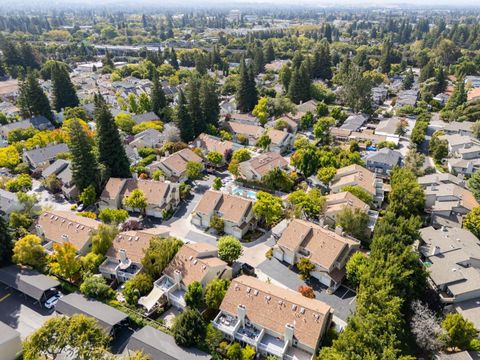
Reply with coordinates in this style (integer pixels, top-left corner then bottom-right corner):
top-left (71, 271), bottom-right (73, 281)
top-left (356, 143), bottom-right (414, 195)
top-left (194, 133), bottom-right (237, 155)
top-left (267, 128), bottom-right (289, 145)
top-left (161, 148), bottom-right (202, 174)
top-left (277, 219), bottom-right (358, 270)
top-left (220, 275), bottom-right (331, 350)
top-left (106, 227), bottom-right (170, 263)
top-left (100, 178), bottom-right (126, 200)
top-left (331, 164), bottom-right (376, 195)
top-left (164, 243), bottom-right (227, 286)
top-left (37, 211), bottom-right (100, 251)
top-left (325, 191), bottom-right (369, 214)
top-left (123, 179), bottom-right (177, 207)
top-left (226, 121), bottom-right (263, 138)
top-left (242, 152), bottom-right (288, 177)
top-left (194, 190), bottom-right (253, 224)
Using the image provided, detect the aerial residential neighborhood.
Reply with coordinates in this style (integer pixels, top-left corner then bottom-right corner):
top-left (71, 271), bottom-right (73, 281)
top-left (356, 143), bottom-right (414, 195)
top-left (1, 1), bottom-right (480, 360)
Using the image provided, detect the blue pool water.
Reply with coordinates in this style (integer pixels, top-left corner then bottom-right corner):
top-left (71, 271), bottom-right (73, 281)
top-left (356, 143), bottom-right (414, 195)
top-left (232, 187), bottom-right (257, 200)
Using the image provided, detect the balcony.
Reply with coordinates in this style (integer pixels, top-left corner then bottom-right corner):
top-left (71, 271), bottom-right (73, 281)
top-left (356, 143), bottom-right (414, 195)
top-left (259, 334), bottom-right (288, 358)
top-left (213, 312), bottom-right (240, 336)
top-left (235, 323), bottom-right (264, 347)
top-left (154, 275), bottom-right (175, 292)
top-left (168, 288), bottom-right (187, 309)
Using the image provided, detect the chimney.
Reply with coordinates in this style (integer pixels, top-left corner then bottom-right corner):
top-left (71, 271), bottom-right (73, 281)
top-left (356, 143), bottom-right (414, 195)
top-left (335, 226), bottom-right (343, 235)
top-left (284, 323), bottom-right (294, 345)
top-left (431, 245), bottom-right (441, 256)
top-left (119, 249), bottom-right (128, 264)
top-left (237, 304), bottom-right (246, 327)
top-left (173, 269), bottom-right (182, 285)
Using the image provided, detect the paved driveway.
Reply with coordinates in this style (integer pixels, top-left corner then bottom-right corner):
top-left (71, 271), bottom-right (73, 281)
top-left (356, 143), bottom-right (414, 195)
top-left (257, 258), bottom-right (356, 322)
top-left (0, 285), bottom-right (56, 339)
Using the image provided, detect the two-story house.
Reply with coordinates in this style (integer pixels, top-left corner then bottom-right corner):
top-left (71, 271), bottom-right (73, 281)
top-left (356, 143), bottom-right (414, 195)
top-left (237, 152), bottom-right (289, 182)
top-left (225, 121), bottom-right (264, 146)
top-left (22, 143), bottom-right (69, 170)
top-left (193, 133), bottom-right (242, 165)
top-left (99, 178), bottom-right (180, 219)
top-left (147, 148), bottom-right (203, 182)
top-left (41, 159), bottom-right (78, 200)
top-left (419, 226), bottom-right (480, 330)
top-left (265, 128), bottom-right (295, 154)
top-left (138, 243), bottom-right (231, 314)
top-left (330, 164), bottom-right (384, 207)
top-left (365, 148), bottom-right (402, 177)
top-left (191, 190), bottom-right (255, 239)
top-left (99, 227), bottom-right (170, 283)
top-left (213, 275), bottom-right (332, 359)
top-left (273, 219), bottom-right (361, 290)
top-left (35, 211), bottom-right (100, 255)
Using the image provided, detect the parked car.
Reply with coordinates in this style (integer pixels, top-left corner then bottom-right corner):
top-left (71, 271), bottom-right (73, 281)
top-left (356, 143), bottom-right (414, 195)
top-left (44, 291), bottom-right (63, 309)
top-left (241, 263), bottom-right (256, 277)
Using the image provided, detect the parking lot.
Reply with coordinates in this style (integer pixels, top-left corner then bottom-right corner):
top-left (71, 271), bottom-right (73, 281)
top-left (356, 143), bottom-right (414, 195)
top-left (257, 258), bottom-right (356, 321)
top-left (0, 285), bottom-right (56, 339)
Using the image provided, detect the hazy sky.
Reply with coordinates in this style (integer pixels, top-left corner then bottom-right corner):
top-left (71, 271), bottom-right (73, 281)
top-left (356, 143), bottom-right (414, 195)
top-left (2, 0), bottom-right (480, 8)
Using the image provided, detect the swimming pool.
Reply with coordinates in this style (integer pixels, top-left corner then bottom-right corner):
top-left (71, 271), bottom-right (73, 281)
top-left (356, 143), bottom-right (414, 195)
top-left (231, 187), bottom-right (257, 200)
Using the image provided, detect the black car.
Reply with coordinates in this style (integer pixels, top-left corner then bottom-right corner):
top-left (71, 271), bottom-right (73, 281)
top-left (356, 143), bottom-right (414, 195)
top-left (241, 263), bottom-right (256, 277)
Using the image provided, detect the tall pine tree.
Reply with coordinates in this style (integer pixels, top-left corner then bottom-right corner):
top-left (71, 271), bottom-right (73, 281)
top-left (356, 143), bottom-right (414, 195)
top-left (187, 76), bottom-right (205, 136)
top-left (94, 94), bottom-right (131, 178)
top-left (236, 58), bottom-right (258, 113)
top-left (150, 70), bottom-right (167, 117)
top-left (68, 119), bottom-right (101, 192)
top-left (200, 78), bottom-right (220, 127)
top-left (52, 62), bottom-right (79, 112)
top-left (176, 90), bottom-right (194, 142)
top-left (17, 71), bottom-right (54, 122)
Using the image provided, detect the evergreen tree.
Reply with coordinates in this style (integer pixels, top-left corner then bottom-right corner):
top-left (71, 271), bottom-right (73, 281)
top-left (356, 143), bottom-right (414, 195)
top-left (0, 214), bottom-right (12, 266)
top-left (288, 62), bottom-right (311, 104)
top-left (150, 70), bottom-right (167, 117)
top-left (176, 90), bottom-right (194, 142)
top-left (94, 94), bottom-right (131, 178)
top-left (264, 41), bottom-right (275, 63)
top-left (170, 48), bottom-right (179, 69)
top-left (102, 50), bottom-right (114, 68)
top-left (68, 119), bottom-right (100, 192)
top-left (445, 78), bottom-right (467, 110)
top-left (379, 38), bottom-right (394, 73)
top-left (51, 62), bottom-right (79, 112)
top-left (311, 39), bottom-right (332, 80)
top-left (419, 60), bottom-right (435, 83)
top-left (403, 68), bottom-right (414, 90)
top-left (186, 76), bottom-right (205, 136)
top-left (200, 78), bottom-right (220, 127)
top-left (17, 71), bottom-right (54, 122)
top-left (236, 58), bottom-right (258, 113)
top-left (252, 46), bottom-right (265, 75)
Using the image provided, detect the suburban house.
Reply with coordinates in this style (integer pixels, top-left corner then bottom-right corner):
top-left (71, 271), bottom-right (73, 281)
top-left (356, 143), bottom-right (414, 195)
top-left (447, 158), bottom-right (476, 176)
top-left (443, 122), bottom-right (474, 137)
top-left (323, 191), bottom-right (375, 230)
top-left (329, 164), bottom-right (384, 207)
top-left (147, 148), bottom-right (203, 182)
top-left (340, 114), bottom-right (368, 132)
top-left (35, 210), bottom-right (100, 255)
top-left (22, 143), bottom-right (69, 170)
top-left (395, 89), bottom-right (418, 107)
top-left (419, 226), bottom-right (480, 330)
top-left (296, 99), bottom-right (318, 114)
top-left (418, 173), bottom-right (465, 188)
top-left (273, 219), bottom-right (361, 290)
top-left (225, 121), bottom-right (264, 145)
top-left (365, 148), bottom-right (402, 177)
top-left (132, 111), bottom-right (160, 125)
top-left (266, 127), bottom-right (295, 154)
top-left (266, 116), bottom-right (298, 134)
top-left (139, 243), bottom-right (231, 313)
top-left (439, 134), bottom-right (480, 155)
top-left (213, 275), bottom-right (332, 359)
top-left (0, 189), bottom-right (23, 216)
top-left (99, 178), bottom-right (180, 219)
top-left (424, 183), bottom-right (479, 228)
top-left (237, 152), bottom-right (289, 182)
top-left (374, 117), bottom-right (405, 144)
top-left (99, 227), bottom-right (170, 282)
top-left (191, 190), bottom-right (255, 239)
top-left (0, 115), bottom-right (53, 138)
top-left (41, 159), bottom-right (78, 200)
top-left (128, 128), bottom-right (163, 149)
top-left (193, 133), bottom-right (242, 163)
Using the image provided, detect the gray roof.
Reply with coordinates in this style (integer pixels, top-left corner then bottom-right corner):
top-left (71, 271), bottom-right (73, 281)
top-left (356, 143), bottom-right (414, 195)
top-left (42, 159), bottom-right (70, 178)
top-left (0, 265), bottom-right (60, 301)
top-left (1, 116), bottom-right (52, 135)
top-left (55, 293), bottom-right (128, 333)
top-left (132, 112), bottom-right (160, 125)
top-left (366, 148), bottom-right (402, 167)
top-left (24, 143), bottom-right (69, 166)
top-left (340, 114), bottom-right (368, 131)
top-left (126, 326), bottom-right (211, 360)
top-left (0, 320), bottom-right (21, 345)
top-left (436, 351), bottom-right (480, 360)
